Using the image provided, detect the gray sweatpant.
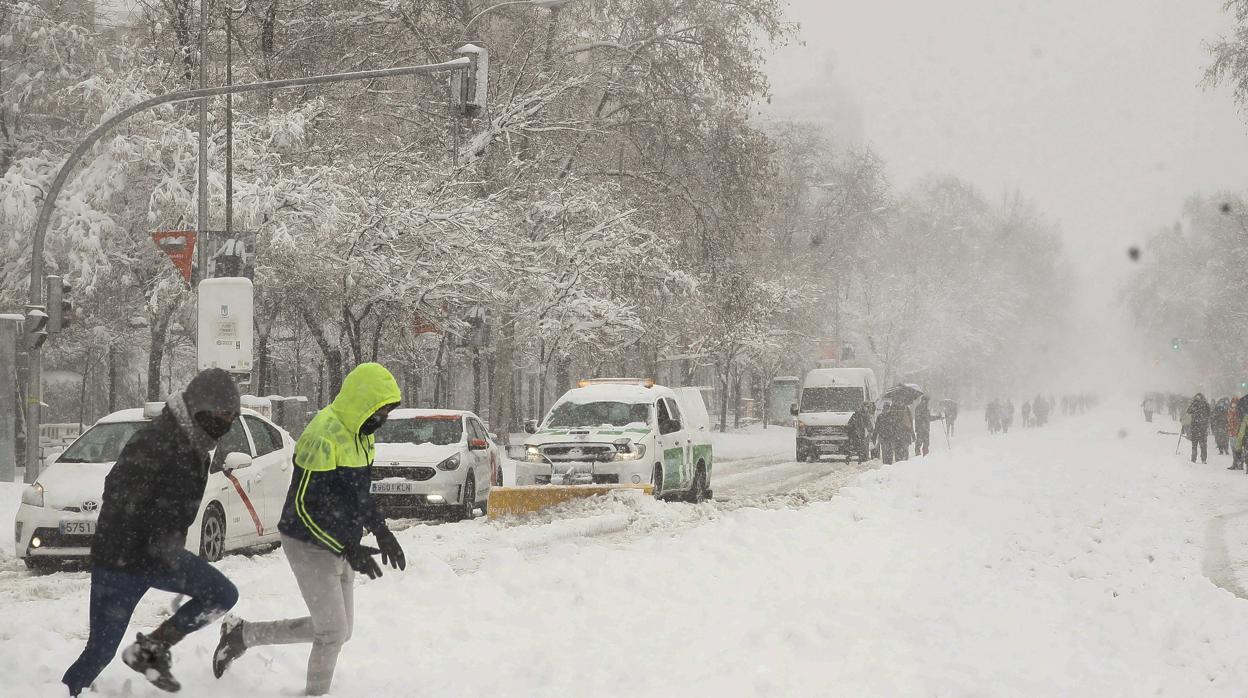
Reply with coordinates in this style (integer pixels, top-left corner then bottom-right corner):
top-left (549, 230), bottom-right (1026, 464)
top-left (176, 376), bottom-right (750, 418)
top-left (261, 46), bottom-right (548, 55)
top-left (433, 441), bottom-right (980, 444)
top-left (242, 535), bottom-right (354, 695)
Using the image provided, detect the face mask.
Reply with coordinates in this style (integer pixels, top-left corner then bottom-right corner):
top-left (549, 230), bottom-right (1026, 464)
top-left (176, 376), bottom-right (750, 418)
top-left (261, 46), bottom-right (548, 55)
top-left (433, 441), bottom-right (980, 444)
top-left (360, 413), bottom-right (388, 436)
top-left (194, 412), bottom-right (235, 440)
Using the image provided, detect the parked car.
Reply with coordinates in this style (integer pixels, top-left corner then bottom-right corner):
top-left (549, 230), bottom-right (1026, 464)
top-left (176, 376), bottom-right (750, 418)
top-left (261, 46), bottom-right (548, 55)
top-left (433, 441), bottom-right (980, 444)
top-left (15, 403), bottom-right (294, 570)
top-left (370, 409), bottom-right (498, 521)
top-left (791, 367), bottom-right (880, 462)
top-left (521, 379), bottom-right (714, 501)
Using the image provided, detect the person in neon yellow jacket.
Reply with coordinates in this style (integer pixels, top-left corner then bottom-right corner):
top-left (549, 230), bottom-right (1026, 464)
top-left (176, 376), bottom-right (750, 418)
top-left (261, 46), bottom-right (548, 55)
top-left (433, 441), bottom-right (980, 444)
top-left (212, 363), bottom-right (405, 695)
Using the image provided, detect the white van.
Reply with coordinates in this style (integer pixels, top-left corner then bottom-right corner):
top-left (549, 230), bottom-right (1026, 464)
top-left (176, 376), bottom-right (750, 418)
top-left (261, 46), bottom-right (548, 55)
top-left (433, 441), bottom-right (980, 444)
top-left (521, 379), bottom-right (713, 501)
top-left (790, 367), bottom-right (879, 462)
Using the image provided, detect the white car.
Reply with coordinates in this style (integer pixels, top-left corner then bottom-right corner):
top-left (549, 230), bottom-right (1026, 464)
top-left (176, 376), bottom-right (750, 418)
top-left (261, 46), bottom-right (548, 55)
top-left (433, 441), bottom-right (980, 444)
top-left (370, 409), bottom-right (498, 521)
top-left (15, 403), bottom-right (295, 571)
top-left (520, 380), bottom-right (714, 501)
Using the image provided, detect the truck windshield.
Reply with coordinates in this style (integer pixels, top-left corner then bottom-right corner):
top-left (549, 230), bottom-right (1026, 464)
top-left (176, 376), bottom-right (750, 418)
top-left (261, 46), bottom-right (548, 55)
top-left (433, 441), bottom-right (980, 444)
top-left (545, 401), bottom-right (651, 428)
top-left (375, 417), bottom-right (463, 446)
top-left (57, 422), bottom-right (145, 463)
top-left (800, 387), bottom-right (863, 413)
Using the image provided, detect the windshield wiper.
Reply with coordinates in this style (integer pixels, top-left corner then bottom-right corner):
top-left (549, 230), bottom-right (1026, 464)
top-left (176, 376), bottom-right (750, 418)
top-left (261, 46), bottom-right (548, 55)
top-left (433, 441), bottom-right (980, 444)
top-left (56, 457), bottom-right (88, 463)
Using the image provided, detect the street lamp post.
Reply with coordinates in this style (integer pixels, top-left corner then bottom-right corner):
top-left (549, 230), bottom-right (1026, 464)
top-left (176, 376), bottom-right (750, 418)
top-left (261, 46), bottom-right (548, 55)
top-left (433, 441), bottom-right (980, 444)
top-left (20, 54), bottom-right (485, 479)
top-left (463, 0), bottom-right (572, 37)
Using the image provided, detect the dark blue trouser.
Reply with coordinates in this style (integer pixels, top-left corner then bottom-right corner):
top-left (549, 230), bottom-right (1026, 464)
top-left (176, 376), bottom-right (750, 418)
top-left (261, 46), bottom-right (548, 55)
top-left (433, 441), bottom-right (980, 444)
top-left (62, 551), bottom-right (238, 694)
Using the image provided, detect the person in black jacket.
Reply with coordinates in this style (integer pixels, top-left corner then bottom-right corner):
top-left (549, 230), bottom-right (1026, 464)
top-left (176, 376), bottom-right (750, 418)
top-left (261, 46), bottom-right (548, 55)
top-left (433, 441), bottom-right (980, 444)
top-left (212, 363), bottom-right (405, 695)
top-left (62, 368), bottom-right (241, 696)
top-left (1213, 397), bottom-right (1231, 455)
top-left (846, 402), bottom-right (874, 463)
top-left (1187, 393), bottom-right (1211, 464)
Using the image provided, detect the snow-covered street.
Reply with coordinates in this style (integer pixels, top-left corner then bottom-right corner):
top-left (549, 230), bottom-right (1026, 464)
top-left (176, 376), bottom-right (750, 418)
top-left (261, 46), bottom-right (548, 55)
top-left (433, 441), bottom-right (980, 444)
top-left (4, 404), bottom-right (1248, 696)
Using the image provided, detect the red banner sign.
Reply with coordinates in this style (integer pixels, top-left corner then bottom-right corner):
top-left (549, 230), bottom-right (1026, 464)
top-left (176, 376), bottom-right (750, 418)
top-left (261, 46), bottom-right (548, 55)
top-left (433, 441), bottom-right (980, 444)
top-left (152, 230), bottom-right (197, 284)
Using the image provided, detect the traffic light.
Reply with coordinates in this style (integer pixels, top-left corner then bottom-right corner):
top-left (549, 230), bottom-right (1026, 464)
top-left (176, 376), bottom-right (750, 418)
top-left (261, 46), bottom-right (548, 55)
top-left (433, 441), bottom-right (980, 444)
top-left (23, 305), bottom-right (47, 350)
top-left (46, 275), bottom-right (73, 334)
top-left (1171, 337), bottom-right (1181, 351)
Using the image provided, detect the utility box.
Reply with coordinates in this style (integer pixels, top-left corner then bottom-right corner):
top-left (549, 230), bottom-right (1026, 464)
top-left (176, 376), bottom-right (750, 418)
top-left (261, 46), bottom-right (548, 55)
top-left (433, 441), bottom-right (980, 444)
top-left (197, 278), bottom-right (253, 373)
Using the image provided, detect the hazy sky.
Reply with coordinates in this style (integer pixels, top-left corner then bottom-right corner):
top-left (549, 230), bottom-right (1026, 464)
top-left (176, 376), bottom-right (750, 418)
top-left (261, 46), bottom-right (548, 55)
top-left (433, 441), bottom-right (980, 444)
top-left (765, 0), bottom-right (1248, 276)
top-left (764, 0), bottom-right (1248, 390)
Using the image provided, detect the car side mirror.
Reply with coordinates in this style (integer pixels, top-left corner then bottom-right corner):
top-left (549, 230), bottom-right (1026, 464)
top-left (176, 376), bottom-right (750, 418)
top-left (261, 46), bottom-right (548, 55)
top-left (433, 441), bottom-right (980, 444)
top-left (789, 403), bottom-right (799, 417)
top-left (523, 419), bottom-right (538, 435)
top-left (223, 451), bottom-right (253, 472)
top-left (469, 438), bottom-right (489, 451)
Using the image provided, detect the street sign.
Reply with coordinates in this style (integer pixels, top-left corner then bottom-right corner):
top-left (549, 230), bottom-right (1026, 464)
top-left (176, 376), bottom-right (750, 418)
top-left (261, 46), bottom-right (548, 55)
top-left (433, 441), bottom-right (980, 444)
top-left (197, 278), bottom-right (254, 373)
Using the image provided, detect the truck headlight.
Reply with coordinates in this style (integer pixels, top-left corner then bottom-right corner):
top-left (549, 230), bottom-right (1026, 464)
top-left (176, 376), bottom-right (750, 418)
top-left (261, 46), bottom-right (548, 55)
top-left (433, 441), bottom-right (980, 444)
top-left (437, 453), bottom-right (461, 471)
top-left (612, 443), bottom-right (646, 461)
top-left (525, 446), bottom-right (545, 463)
top-left (21, 483), bottom-right (44, 508)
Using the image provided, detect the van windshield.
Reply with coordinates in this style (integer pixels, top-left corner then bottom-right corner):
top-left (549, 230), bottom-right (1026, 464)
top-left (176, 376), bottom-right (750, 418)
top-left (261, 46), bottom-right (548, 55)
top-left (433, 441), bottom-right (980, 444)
top-left (800, 387), bottom-right (863, 413)
top-left (545, 401), bottom-right (652, 428)
top-left (57, 422), bottom-right (145, 463)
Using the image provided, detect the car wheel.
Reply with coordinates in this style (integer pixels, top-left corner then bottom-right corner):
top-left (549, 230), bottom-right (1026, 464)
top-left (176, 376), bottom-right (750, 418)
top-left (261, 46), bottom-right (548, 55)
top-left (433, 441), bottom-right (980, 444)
top-left (199, 505), bottom-right (226, 562)
top-left (687, 465), bottom-right (707, 504)
top-left (23, 557), bottom-right (58, 573)
top-left (450, 474), bottom-right (475, 522)
top-left (652, 464), bottom-right (664, 500)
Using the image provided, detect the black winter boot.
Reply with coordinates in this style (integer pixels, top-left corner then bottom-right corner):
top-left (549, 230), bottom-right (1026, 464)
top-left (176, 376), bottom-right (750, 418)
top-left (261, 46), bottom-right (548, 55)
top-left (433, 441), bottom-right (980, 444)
top-left (212, 615), bottom-right (248, 678)
top-left (121, 632), bottom-right (181, 692)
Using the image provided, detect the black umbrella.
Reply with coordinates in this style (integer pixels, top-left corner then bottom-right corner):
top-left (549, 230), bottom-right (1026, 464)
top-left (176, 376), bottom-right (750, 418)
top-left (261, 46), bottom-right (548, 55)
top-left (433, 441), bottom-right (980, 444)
top-left (882, 383), bottom-right (924, 405)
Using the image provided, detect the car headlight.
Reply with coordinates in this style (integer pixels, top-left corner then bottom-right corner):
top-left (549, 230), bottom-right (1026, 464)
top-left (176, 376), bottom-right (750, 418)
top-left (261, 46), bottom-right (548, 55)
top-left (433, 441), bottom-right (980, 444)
top-left (525, 446), bottom-right (545, 464)
top-left (612, 443), bottom-right (646, 461)
top-left (21, 483), bottom-right (45, 508)
top-left (437, 453), bottom-right (461, 471)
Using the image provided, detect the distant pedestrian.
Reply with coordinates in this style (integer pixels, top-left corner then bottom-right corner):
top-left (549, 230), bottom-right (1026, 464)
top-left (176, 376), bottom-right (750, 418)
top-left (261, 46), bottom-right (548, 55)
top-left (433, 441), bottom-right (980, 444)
top-left (1022, 400), bottom-right (1032, 427)
top-left (847, 401), bottom-right (874, 463)
top-left (913, 395), bottom-right (940, 457)
top-left (941, 398), bottom-right (959, 437)
top-left (1141, 395), bottom-right (1154, 423)
top-left (1213, 398), bottom-right (1231, 455)
top-left (1187, 393), bottom-right (1211, 464)
top-left (1033, 394), bottom-right (1050, 426)
top-left (1232, 396), bottom-right (1248, 471)
top-left (1001, 399), bottom-right (1015, 433)
top-left (986, 399), bottom-right (1002, 434)
top-left (876, 401), bottom-right (914, 464)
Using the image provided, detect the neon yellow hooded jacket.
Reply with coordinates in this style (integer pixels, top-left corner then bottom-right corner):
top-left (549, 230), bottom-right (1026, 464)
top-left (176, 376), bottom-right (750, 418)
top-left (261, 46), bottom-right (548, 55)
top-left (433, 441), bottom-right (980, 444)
top-left (278, 363), bottom-right (402, 553)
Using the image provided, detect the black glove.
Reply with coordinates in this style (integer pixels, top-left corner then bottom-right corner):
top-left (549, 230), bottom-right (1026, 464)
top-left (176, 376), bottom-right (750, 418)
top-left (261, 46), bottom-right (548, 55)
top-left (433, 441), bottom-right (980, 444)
top-left (343, 543), bottom-right (383, 580)
top-left (374, 527), bottom-right (406, 571)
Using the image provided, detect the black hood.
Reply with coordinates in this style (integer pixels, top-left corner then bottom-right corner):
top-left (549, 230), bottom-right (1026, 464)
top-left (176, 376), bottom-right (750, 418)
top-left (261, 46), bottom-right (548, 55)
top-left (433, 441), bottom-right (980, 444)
top-left (184, 368), bottom-right (240, 416)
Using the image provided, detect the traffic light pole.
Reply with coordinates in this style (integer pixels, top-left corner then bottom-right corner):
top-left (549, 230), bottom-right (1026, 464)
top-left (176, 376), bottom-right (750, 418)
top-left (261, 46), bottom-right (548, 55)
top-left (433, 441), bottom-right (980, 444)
top-left (21, 55), bottom-right (482, 479)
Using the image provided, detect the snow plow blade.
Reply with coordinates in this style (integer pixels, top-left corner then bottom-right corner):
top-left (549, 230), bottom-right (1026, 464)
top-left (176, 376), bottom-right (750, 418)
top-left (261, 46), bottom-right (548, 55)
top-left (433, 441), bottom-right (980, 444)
top-left (487, 484), bottom-right (653, 519)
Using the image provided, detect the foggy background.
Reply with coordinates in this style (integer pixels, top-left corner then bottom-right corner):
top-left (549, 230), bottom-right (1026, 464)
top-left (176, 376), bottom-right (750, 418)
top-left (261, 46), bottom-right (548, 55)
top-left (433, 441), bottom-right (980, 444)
top-left (765, 0), bottom-right (1248, 396)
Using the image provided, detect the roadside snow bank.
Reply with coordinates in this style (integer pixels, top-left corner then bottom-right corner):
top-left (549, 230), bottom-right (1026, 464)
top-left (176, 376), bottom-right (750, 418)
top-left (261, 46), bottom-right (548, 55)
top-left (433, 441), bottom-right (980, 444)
top-left (5, 408), bottom-right (1248, 696)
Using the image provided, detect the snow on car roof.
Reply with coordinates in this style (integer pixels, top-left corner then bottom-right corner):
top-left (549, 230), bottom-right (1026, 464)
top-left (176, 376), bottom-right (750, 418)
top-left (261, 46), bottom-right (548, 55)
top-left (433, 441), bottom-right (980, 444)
top-left (388, 408), bottom-right (474, 420)
top-left (95, 406), bottom-right (266, 424)
top-left (558, 383), bottom-right (674, 404)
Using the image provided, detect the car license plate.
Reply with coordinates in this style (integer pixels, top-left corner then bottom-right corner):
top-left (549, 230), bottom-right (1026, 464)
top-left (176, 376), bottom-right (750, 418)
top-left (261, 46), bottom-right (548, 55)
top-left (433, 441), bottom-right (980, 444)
top-left (371, 481), bottom-right (418, 495)
top-left (59, 520), bottom-right (95, 535)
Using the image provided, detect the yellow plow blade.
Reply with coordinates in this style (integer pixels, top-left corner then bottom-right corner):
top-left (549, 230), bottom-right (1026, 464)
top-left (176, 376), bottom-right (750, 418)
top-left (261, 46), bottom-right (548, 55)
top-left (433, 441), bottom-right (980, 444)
top-left (487, 484), bottom-right (653, 519)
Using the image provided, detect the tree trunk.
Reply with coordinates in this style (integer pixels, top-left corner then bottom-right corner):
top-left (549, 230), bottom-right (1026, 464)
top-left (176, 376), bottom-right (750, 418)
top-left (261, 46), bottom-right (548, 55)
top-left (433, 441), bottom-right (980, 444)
top-left (146, 311), bottom-right (172, 402)
top-left (489, 315), bottom-right (515, 441)
top-left (472, 347), bottom-right (482, 416)
top-left (717, 363), bottom-right (730, 433)
top-left (107, 344), bottom-right (118, 412)
top-left (78, 350), bottom-right (92, 428)
top-left (256, 330), bottom-right (271, 395)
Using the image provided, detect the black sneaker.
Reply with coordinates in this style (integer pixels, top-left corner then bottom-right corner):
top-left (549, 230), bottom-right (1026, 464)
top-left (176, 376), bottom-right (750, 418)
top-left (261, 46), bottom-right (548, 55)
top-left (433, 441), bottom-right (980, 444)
top-left (121, 632), bottom-right (181, 692)
top-left (212, 615), bottom-right (247, 678)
